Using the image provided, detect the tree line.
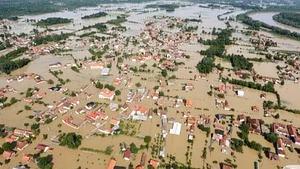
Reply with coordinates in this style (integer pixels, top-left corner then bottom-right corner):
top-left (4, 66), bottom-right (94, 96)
top-left (36, 17), bottom-right (72, 27)
top-left (81, 11), bottom-right (108, 19)
top-left (33, 33), bottom-right (73, 45)
top-left (0, 47), bottom-right (30, 74)
top-left (273, 12), bottom-right (300, 29)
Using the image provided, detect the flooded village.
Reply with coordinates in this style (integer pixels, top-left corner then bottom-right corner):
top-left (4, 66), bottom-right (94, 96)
top-left (0, 1), bottom-right (300, 169)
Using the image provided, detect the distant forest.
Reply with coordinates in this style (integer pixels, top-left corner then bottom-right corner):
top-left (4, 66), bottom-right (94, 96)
top-left (0, 0), bottom-right (152, 18)
top-left (0, 0), bottom-right (300, 18)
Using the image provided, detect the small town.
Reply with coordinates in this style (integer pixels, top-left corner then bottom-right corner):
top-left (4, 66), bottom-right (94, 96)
top-left (0, 0), bottom-right (300, 169)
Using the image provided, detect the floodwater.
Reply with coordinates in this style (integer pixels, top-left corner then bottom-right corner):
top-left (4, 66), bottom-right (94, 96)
top-left (249, 12), bottom-right (300, 34)
top-left (2, 2), bottom-right (300, 169)
top-left (2, 1), bottom-right (236, 36)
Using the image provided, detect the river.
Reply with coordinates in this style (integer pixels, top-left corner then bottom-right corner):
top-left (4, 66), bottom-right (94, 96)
top-left (249, 12), bottom-right (300, 34)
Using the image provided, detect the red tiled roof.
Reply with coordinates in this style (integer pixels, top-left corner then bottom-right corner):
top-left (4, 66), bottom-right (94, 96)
top-left (149, 159), bottom-right (159, 168)
top-left (123, 149), bottom-right (131, 159)
top-left (106, 158), bottom-right (116, 169)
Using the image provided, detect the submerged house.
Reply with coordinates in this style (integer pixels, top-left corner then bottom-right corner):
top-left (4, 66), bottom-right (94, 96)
top-left (130, 104), bottom-right (149, 121)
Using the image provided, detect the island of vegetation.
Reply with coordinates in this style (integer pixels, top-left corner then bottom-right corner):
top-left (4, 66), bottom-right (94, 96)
top-left (106, 15), bottom-right (127, 26)
top-left (273, 12), bottom-right (300, 29)
top-left (145, 4), bottom-right (180, 12)
top-left (81, 23), bottom-right (107, 32)
top-left (36, 17), bottom-right (72, 27)
top-left (81, 11), bottom-right (108, 19)
top-left (33, 32), bottom-right (74, 45)
top-left (0, 47), bottom-right (30, 74)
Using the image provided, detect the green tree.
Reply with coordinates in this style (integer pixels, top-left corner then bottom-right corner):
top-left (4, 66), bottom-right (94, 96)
top-left (115, 90), bottom-right (121, 96)
top-left (31, 123), bottom-right (40, 130)
top-left (196, 56), bottom-right (214, 74)
top-left (130, 143), bottom-right (139, 154)
top-left (59, 132), bottom-right (82, 149)
top-left (95, 81), bottom-right (103, 89)
top-left (161, 69), bottom-right (168, 77)
top-left (2, 142), bottom-right (16, 151)
top-left (144, 136), bottom-right (152, 144)
top-left (264, 133), bottom-right (278, 144)
top-left (37, 155), bottom-right (53, 169)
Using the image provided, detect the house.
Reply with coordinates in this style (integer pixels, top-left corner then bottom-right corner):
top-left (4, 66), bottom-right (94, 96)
top-left (89, 62), bottom-right (104, 69)
top-left (123, 149), bottom-right (131, 161)
top-left (12, 165), bottom-right (30, 169)
top-left (237, 114), bottom-right (246, 124)
top-left (127, 91), bottom-right (136, 103)
top-left (99, 89), bottom-right (115, 100)
top-left (22, 154), bottom-right (33, 164)
top-left (186, 116), bottom-right (198, 127)
top-left (130, 104), bottom-right (149, 121)
top-left (217, 84), bottom-right (231, 93)
top-left (49, 62), bottom-right (62, 69)
top-left (272, 123), bottom-right (289, 138)
top-left (139, 152), bottom-right (147, 166)
top-left (184, 99), bottom-right (193, 107)
top-left (3, 151), bottom-right (15, 160)
top-left (101, 68), bottom-right (110, 76)
top-left (5, 134), bottom-right (19, 143)
top-left (213, 126), bottom-right (225, 141)
top-left (135, 165), bottom-right (144, 169)
top-left (34, 92), bottom-right (47, 99)
top-left (75, 107), bottom-right (86, 114)
top-left (188, 134), bottom-right (194, 141)
top-left (267, 152), bottom-right (279, 160)
top-left (109, 102), bottom-right (119, 111)
top-left (13, 128), bottom-right (33, 138)
top-left (236, 90), bottom-right (244, 97)
top-left (110, 118), bottom-right (120, 126)
top-left (219, 135), bottom-right (230, 148)
top-left (35, 144), bottom-right (52, 153)
top-left (170, 122), bottom-right (182, 135)
top-left (114, 77), bottom-right (122, 86)
top-left (17, 141), bottom-right (29, 151)
top-left (49, 86), bottom-right (62, 92)
top-left (62, 116), bottom-right (80, 129)
top-left (149, 159), bottom-right (159, 168)
top-left (220, 163), bottom-right (233, 169)
top-left (199, 115), bottom-right (211, 127)
top-left (62, 102), bottom-right (73, 110)
top-left (120, 103), bottom-right (129, 112)
top-left (276, 138), bottom-right (286, 158)
top-left (260, 93), bottom-right (266, 99)
top-left (184, 83), bottom-right (194, 91)
top-left (287, 125), bottom-right (300, 145)
top-left (247, 117), bottom-right (262, 134)
top-left (251, 106), bottom-right (259, 112)
top-left (86, 111), bottom-right (108, 121)
top-left (106, 158), bottom-right (117, 169)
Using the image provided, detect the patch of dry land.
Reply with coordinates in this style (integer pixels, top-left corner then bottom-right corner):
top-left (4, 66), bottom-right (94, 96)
top-left (1, 1), bottom-right (300, 169)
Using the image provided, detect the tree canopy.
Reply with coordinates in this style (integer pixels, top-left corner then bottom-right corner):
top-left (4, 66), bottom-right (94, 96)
top-left (59, 132), bottom-right (82, 149)
top-left (37, 155), bottom-right (53, 169)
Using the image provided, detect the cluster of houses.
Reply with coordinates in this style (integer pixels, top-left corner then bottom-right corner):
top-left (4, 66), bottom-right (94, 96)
top-left (106, 156), bottom-right (159, 169)
top-left (1, 127), bottom-right (52, 165)
top-left (6, 73), bottom-right (45, 84)
top-left (272, 123), bottom-right (300, 158)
